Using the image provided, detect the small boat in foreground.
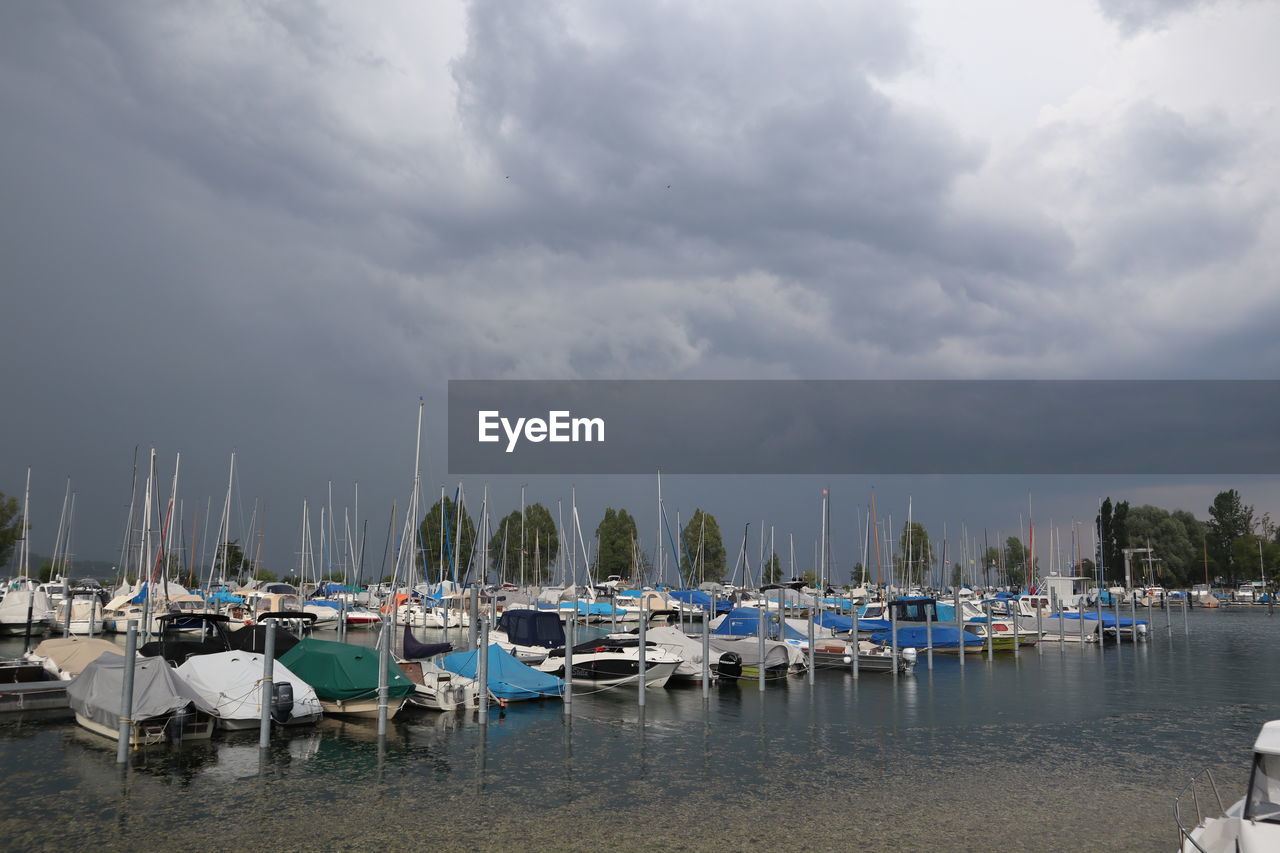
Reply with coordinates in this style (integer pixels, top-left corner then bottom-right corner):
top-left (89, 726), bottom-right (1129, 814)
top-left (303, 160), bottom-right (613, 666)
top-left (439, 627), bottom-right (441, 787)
top-left (177, 651), bottom-right (324, 729)
top-left (66, 653), bottom-right (216, 745)
top-left (1176, 719), bottom-right (1280, 851)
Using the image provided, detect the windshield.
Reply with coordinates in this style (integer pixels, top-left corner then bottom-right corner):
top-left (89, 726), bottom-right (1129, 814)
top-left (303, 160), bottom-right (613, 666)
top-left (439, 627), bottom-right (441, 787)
top-left (1245, 752), bottom-right (1280, 822)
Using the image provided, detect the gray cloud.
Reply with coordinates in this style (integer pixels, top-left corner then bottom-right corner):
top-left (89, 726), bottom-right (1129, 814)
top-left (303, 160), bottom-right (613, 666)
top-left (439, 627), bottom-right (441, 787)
top-left (1, 1), bottom-right (1276, 569)
top-left (1095, 0), bottom-right (1220, 34)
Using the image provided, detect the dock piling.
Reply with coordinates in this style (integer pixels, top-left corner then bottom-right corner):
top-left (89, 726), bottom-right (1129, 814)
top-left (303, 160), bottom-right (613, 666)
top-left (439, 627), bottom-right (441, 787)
top-left (116, 620), bottom-right (139, 764)
top-left (259, 620), bottom-right (276, 748)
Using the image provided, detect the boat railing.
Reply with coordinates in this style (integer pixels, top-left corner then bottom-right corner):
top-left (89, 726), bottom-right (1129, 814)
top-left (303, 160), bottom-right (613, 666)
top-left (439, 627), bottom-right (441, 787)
top-left (1173, 766), bottom-right (1225, 853)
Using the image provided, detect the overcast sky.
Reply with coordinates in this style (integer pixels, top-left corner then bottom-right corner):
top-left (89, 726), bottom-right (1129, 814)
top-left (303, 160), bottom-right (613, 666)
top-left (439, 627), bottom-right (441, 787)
top-left (2, 1), bottom-right (1277, 581)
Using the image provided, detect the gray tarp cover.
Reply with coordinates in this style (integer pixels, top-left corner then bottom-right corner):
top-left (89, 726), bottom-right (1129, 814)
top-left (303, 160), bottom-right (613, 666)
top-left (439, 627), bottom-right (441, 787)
top-left (66, 653), bottom-right (216, 730)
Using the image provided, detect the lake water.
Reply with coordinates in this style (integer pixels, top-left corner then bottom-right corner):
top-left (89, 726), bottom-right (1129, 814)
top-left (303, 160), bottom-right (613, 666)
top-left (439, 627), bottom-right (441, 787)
top-left (1, 606), bottom-right (1276, 852)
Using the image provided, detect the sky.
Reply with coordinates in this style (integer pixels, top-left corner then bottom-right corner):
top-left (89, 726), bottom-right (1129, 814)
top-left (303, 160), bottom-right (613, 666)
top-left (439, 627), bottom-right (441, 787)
top-left (1, 0), bottom-right (1277, 582)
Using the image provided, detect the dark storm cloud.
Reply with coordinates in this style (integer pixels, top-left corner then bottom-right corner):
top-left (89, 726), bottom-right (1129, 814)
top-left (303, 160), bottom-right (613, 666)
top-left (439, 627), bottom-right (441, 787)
top-left (1, 1), bottom-right (1276, 569)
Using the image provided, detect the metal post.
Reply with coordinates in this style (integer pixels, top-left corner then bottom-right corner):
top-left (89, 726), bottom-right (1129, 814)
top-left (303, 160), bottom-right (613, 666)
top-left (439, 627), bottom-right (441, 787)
top-left (984, 600), bottom-right (993, 657)
top-left (477, 615), bottom-right (489, 725)
top-left (924, 602), bottom-right (934, 670)
top-left (1012, 598), bottom-right (1020, 657)
top-left (376, 615), bottom-right (389, 737)
top-left (1182, 592), bottom-right (1189, 636)
top-left (757, 606), bottom-right (766, 692)
top-left (1036, 604), bottom-right (1044, 654)
top-left (116, 621), bottom-right (139, 763)
top-left (890, 598), bottom-right (899, 680)
top-left (1166, 592), bottom-right (1172, 633)
top-left (807, 592), bottom-right (816, 685)
top-left (702, 594), bottom-right (713, 699)
top-left (469, 589), bottom-right (479, 650)
top-left (638, 598), bottom-right (647, 707)
top-left (1113, 597), bottom-right (1121, 645)
top-left (954, 588), bottom-right (964, 670)
top-left (1094, 595), bottom-right (1103, 645)
top-left (563, 615), bottom-right (574, 716)
top-left (339, 598), bottom-right (347, 642)
top-left (259, 620), bottom-right (276, 748)
top-left (1131, 595), bottom-right (1139, 643)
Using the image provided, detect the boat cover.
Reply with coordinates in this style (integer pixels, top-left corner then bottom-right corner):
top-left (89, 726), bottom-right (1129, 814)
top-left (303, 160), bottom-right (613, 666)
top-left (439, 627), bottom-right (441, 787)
top-left (496, 610), bottom-right (565, 649)
top-left (0, 588), bottom-right (52, 623)
top-left (278, 638), bottom-right (414, 701)
top-left (66, 653), bottom-right (216, 730)
top-left (713, 607), bottom-right (807, 641)
top-left (438, 644), bottom-right (564, 701)
top-left (402, 624), bottom-right (452, 660)
top-left (814, 612), bottom-right (855, 633)
top-left (869, 625), bottom-right (984, 648)
top-left (1056, 612), bottom-right (1146, 627)
top-left (668, 590), bottom-right (734, 613)
top-left (31, 637), bottom-right (124, 677)
top-left (176, 651), bottom-right (322, 722)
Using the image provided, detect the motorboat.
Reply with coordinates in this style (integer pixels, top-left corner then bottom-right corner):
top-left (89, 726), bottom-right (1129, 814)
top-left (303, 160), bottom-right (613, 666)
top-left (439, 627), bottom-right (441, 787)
top-left (0, 585), bottom-right (56, 636)
top-left (491, 609), bottom-right (565, 664)
top-left (67, 653), bottom-right (216, 745)
top-left (1176, 719), bottom-right (1280, 851)
top-left (0, 656), bottom-right (68, 712)
top-left (26, 636), bottom-right (125, 680)
top-left (176, 651), bottom-right (323, 729)
top-left (278, 637), bottom-right (415, 719)
top-left (395, 625), bottom-right (471, 711)
top-left (536, 635), bottom-right (682, 688)
top-left (437, 643), bottom-right (564, 704)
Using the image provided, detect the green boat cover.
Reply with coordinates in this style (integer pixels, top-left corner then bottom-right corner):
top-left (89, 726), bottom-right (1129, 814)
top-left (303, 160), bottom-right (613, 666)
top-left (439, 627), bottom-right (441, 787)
top-left (278, 638), bottom-right (414, 701)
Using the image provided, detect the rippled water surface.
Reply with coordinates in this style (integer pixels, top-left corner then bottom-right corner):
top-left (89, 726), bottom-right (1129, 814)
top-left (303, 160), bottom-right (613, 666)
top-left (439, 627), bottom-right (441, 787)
top-left (1, 607), bottom-right (1276, 852)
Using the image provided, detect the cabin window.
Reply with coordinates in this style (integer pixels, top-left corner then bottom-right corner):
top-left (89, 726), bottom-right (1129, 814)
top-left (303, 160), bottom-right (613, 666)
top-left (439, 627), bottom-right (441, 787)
top-left (1246, 753), bottom-right (1280, 822)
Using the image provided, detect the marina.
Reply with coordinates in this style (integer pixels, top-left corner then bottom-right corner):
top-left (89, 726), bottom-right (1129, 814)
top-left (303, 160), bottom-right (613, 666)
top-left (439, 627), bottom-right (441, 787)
top-left (0, 598), bottom-right (1275, 851)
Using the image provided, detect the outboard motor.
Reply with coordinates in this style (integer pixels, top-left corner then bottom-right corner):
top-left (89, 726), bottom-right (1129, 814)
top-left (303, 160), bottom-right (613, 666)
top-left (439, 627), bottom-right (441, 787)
top-left (717, 651), bottom-right (743, 680)
top-left (168, 707), bottom-right (191, 745)
top-left (270, 681), bottom-right (295, 723)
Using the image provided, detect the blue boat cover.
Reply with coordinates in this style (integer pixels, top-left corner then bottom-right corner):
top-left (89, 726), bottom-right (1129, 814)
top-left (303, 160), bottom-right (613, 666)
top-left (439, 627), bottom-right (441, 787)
top-left (439, 644), bottom-right (564, 701)
top-left (669, 590), bottom-right (734, 613)
top-left (815, 611), bottom-right (855, 633)
top-left (713, 607), bottom-right (807, 641)
top-left (1057, 612), bottom-right (1146, 627)
top-left (306, 599), bottom-right (342, 610)
top-left (497, 610), bottom-right (565, 649)
top-left (869, 625), bottom-right (984, 648)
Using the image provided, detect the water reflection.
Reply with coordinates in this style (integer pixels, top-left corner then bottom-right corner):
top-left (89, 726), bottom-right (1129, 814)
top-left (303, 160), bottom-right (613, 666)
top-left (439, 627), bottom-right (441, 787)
top-left (0, 609), bottom-right (1277, 852)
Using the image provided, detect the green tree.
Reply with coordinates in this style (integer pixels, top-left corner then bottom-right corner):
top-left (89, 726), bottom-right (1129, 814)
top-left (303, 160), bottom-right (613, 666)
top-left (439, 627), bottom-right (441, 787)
top-left (0, 491), bottom-right (26, 570)
top-left (488, 503), bottom-right (560, 583)
top-left (419, 496), bottom-right (476, 581)
top-left (800, 569), bottom-right (818, 588)
top-left (595, 508), bottom-right (639, 580)
top-left (1003, 536), bottom-right (1038, 588)
top-left (761, 553), bottom-right (782, 584)
top-left (1207, 489), bottom-right (1255, 584)
top-left (679, 509), bottom-right (726, 584)
top-left (1125, 505), bottom-right (1204, 587)
top-left (1097, 498), bottom-right (1130, 586)
top-left (894, 522), bottom-right (935, 583)
top-left (214, 540), bottom-right (253, 581)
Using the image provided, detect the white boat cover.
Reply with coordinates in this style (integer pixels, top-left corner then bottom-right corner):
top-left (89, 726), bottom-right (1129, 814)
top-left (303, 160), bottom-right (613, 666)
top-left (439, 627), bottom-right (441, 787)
top-left (67, 653), bottom-right (216, 730)
top-left (32, 637), bottom-right (125, 676)
top-left (0, 588), bottom-right (53, 624)
top-left (176, 651), bottom-right (322, 723)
